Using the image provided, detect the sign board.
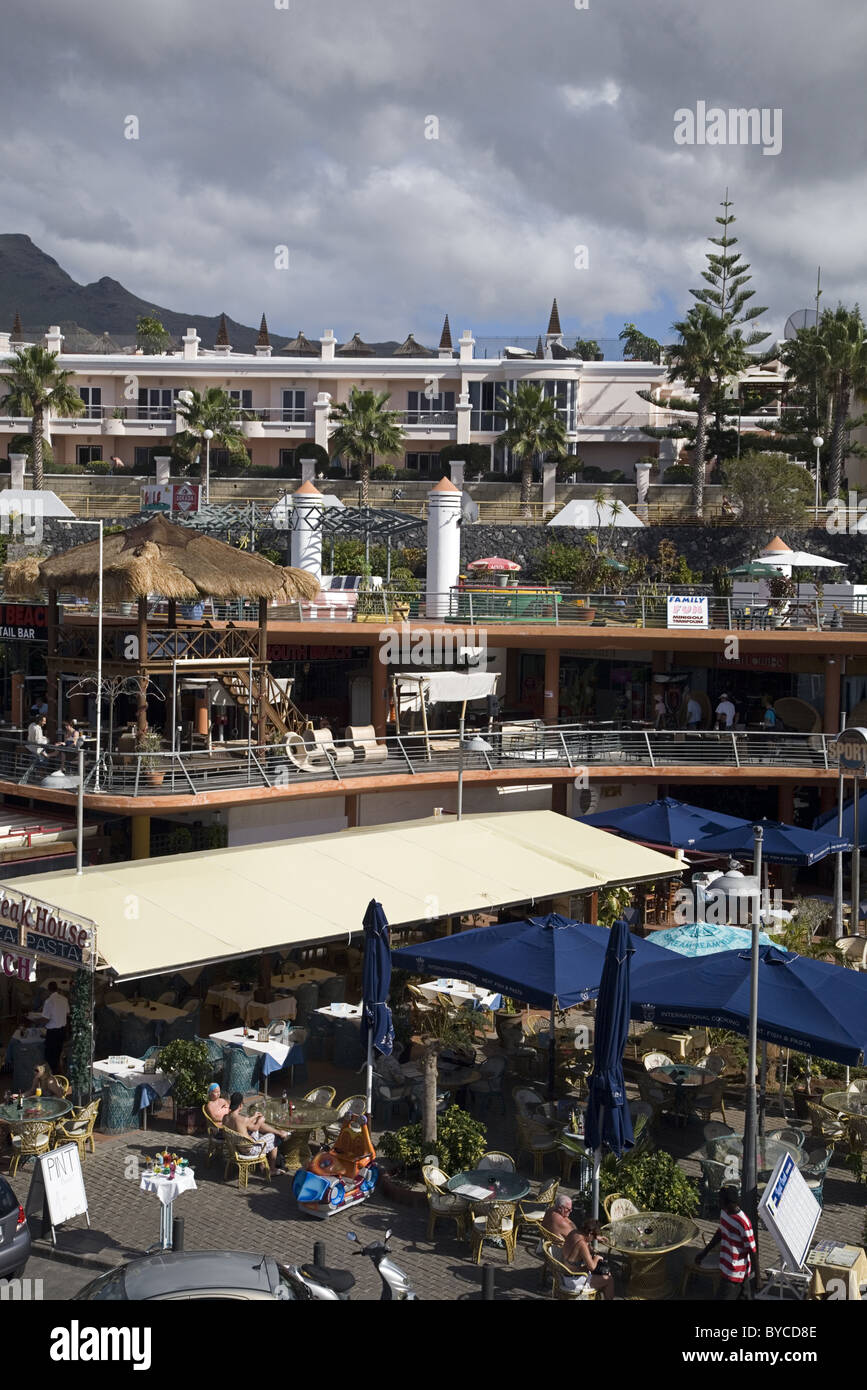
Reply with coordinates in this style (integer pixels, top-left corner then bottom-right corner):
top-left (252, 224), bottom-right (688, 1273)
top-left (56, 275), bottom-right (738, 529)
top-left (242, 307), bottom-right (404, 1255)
top-left (0, 886), bottom-right (95, 967)
top-left (829, 727), bottom-right (867, 776)
top-left (1, 949), bottom-right (36, 981)
top-left (25, 1143), bottom-right (90, 1244)
top-left (0, 603), bottom-right (48, 642)
top-left (666, 595), bottom-right (709, 629)
top-left (141, 484), bottom-right (200, 515)
top-left (758, 1152), bottom-right (821, 1273)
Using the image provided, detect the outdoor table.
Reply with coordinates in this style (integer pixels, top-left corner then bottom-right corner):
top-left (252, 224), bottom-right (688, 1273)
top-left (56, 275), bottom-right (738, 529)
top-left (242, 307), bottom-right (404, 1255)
top-left (416, 978), bottom-right (502, 1010)
top-left (0, 1095), bottom-right (72, 1124)
top-left (806, 1241), bottom-right (867, 1301)
top-left (650, 1063), bottom-right (709, 1123)
top-left (822, 1088), bottom-right (867, 1118)
top-left (205, 985), bottom-right (254, 1020)
top-left (244, 996), bottom-right (298, 1025)
top-left (711, 1135), bottom-right (804, 1177)
top-left (446, 1169), bottom-right (531, 1205)
top-left (315, 1003), bottom-right (362, 1020)
top-left (92, 1056), bottom-right (173, 1130)
top-left (140, 1164), bottom-right (197, 1251)
top-left (640, 1028), bottom-right (695, 1061)
top-left (603, 1212), bottom-right (698, 1299)
top-left (108, 998), bottom-right (186, 1024)
top-left (271, 968), bottom-right (335, 988)
top-left (209, 1026), bottom-right (303, 1083)
top-left (261, 1101), bottom-right (336, 1173)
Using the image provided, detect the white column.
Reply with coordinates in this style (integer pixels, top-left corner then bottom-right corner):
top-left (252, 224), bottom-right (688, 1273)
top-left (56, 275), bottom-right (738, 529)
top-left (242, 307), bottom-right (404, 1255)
top-left (426, 477), bottom-right (462, 617)
top-left (44, 325), bottom-right (64, 354)
top-left (542, 460), bottom-right (558, 515)
top-left (456, 388), bottom-right (472, 446)
top-left (450, 460), bottom-right (465, 490)
top-left (290, 480), bottom-right (324, 584)
top-left (9, 454), bottom-right (26, 490)
top-left (154, 455), bottom-right (172, 487)
top-left (459, 330), bottom-right (475, 364)
top-left (320, 330), bottom-right (336, 362)
top-left (635, 459), bottom-right (653, 521)
top-left (182, 328), bottom-right (200, 360)
top-left (314, 392), bottom-right (332, 450)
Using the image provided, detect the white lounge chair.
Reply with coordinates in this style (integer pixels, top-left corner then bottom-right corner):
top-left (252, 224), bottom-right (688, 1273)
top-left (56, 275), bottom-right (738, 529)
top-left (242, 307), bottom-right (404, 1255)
top-left (346, 724), bottom-right (388, 762)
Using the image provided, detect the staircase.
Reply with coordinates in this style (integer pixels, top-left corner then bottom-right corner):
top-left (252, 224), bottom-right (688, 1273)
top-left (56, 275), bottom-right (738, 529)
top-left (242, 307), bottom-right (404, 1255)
top-left (217, 668), bottom-right (309, 739)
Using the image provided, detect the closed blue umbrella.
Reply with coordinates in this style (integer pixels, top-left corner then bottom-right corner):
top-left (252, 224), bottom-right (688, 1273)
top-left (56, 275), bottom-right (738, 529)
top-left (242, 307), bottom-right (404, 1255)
top-left (361, 900), bottom-right (394, 1115)
top-left (698, 818), bottom-right (851, 866)
top-left (585, 919), bottom-right (635, 1218)
top-left (651, 921), bottom-right (773, 956)
top-left (579, 796), bottom-right (750, 849)
top-left (815, 791), bottom-right (867, 845)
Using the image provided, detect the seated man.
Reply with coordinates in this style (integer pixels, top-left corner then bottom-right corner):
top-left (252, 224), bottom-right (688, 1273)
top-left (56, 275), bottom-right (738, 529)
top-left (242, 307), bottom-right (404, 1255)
top-left (541, 1193), bottom-right (576, 1245)
top-left (560, 1216), bottom-right (615, 1300)
top-left (205, 1082), bottom-right (229, 1124)
top-left (223, 1091), bottom-right (289, 1173)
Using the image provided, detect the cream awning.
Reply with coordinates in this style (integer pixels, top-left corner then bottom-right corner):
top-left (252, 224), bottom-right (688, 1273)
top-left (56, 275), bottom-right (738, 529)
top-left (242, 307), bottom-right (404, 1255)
top-left (5, 811), bottom-right (680, 980)
top-left (394, 670), bottom-right (499, 712)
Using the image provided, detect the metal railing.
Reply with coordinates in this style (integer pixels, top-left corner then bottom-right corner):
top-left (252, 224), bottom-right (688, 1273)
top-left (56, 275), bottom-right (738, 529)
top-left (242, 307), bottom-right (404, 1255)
top-left (0, 726), bottom-right (832, 800)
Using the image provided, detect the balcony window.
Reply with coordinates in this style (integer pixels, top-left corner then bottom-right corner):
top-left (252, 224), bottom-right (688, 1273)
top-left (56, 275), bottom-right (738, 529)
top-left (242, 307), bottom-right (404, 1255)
top-left (137, 388), bottom-right (175, 420)
top-left (228, 389), bottom-right (253, 412)
top-left (468, 381), bottom-right (508, 432)
top-left (405, 452), bottom-right (438, 474)
top-left (77, 387), bottom-right (102, 418)
top-left (406, 390), bottom-right (455, 424)
top-left (282, 389), bottom-right (307, 423)
top-left (76, 445), bottom-right (103, 466)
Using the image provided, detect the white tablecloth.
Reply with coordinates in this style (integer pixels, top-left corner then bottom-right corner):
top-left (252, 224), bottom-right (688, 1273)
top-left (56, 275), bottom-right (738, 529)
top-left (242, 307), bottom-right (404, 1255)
top-left (140, 1168), bottom-right (197, 1206)
top-left (108, 999), bottom-right (186, 1023)
top-left (93, 1057), bottom-right (173, 1097)
top-left (245, 996), bottom-right (297, 1024)
top-left (208, 1026), bottom-right (291, 1069)
top-left (205, 986), bottom-right (254, 1018)
top-left (315, 1004), bottom-right (362, 1020)
top-left (417, 978), bottom-right (501, 1009)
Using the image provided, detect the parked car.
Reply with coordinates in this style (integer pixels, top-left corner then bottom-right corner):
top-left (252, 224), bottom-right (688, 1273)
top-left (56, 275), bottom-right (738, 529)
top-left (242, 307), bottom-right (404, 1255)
top-left (74, 1251), bottom-right (302, 1301)
top-left (0, 1177), bottom-right (32, 1279)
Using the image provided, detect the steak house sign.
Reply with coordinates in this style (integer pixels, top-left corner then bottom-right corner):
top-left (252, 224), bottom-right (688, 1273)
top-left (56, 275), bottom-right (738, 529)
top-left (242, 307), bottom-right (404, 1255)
top-left (0, 887), bottom-right (95, 967)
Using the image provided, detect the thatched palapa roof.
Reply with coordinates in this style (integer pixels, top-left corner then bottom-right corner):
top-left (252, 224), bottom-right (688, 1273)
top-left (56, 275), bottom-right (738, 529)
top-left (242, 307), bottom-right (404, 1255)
top-left (3, 514), bottom-right (320, 605)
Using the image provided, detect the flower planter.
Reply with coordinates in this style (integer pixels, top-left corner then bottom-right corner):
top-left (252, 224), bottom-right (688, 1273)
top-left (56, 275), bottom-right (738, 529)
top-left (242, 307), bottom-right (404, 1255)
top-left (144, 769), bottom-right (165, 787)
top-left (379, 1164), bottom-right (427, 1210)
top-left (104, 419), bottom-right (126, 436)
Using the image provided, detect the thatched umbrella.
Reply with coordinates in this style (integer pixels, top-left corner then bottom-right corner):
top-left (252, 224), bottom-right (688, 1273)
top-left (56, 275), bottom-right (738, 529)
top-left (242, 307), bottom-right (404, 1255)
top-left (3, 513), bottom-right (319, 603)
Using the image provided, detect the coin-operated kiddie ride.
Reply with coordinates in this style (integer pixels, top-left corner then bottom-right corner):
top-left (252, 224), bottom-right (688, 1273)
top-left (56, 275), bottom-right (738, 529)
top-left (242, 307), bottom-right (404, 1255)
top-left (293, 1111), bottom-right (379, 1218)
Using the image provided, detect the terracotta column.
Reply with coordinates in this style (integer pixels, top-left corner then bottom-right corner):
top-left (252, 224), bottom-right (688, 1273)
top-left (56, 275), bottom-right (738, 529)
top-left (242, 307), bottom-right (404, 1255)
top-left (195, 699), bottom-right (209, 737)
top-left (136, 597), bottom-right (149, 735)
top-left (544, 646), bottom-right (560, 725)
top-left (370, 648), bottom-right (388, 738)
top-left (823, 656), bottom-right (842, 734)
top-left (345, 793), bottom-right (359, 828)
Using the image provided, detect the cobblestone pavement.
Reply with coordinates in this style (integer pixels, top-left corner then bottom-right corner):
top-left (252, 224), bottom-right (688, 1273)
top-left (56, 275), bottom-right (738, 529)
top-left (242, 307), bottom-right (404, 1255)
top-left (3, 1065), bottom-right (866, 1302)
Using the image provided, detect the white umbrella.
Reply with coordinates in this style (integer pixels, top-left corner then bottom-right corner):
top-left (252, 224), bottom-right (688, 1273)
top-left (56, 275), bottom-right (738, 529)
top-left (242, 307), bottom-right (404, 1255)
top-left (754, 551), bottom-right (845, 570)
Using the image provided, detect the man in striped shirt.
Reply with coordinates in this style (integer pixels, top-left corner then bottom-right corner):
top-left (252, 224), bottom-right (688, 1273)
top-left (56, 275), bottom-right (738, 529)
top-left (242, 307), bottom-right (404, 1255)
top-left (695, 1187), bottom-right (757, 1299)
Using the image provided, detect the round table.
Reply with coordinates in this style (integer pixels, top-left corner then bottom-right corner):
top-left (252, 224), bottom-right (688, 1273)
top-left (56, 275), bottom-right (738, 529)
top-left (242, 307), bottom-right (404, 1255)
top-left (446, 1170), bottom-right (531, 1205)
top-left (0, 1096), bottom-right (72, 1124)
top-left (262, 1101), bottom-right (336, 1173)
top-left (650, 1064), bottom-right (710, 1124)
top-left (712, 1135), bottom-right (804, 1177)
top-left (823, 1089), bottom-right (867, 1118)
top-left (140, 1166), bottom-right (197, 1250)
top-left (603, 1212), bottom-right (698, 1299)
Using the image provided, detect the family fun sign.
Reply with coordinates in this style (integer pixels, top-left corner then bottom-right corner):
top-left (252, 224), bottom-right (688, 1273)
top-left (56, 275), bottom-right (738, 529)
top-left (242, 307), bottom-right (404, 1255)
top-left (0, 887), bottom-right (95, 966)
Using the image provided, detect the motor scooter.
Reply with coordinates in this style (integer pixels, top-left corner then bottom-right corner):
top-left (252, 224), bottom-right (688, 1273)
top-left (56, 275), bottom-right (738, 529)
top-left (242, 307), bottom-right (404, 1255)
top-left (285, 1228), bottom-right (417, 1301)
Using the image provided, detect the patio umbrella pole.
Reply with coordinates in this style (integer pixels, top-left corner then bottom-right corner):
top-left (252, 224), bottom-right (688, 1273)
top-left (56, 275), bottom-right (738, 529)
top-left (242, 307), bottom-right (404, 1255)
top-left (548, 997), bottom-right (556, 1101)
top-left (853, 776), bottom-right (860, 935)
top-left (742, 823), bottom-right (763, 1292)
top-left (591, 1106), bottom-right (604, 1221)
top-left (833, 769), bottom-right (845, 937)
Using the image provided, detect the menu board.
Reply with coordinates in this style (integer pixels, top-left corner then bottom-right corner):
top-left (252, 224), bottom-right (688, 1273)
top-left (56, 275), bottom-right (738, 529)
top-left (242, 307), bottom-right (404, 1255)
top-left (25, 1142), bottom-right (89, 1243)
top-left (758, 1153), bottom-right (820, 1272)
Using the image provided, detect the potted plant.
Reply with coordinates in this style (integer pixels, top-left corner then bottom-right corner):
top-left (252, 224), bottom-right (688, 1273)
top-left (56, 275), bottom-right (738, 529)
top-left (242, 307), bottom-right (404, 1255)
top-left (105, 408), bottom-right (126, 436)
top-left (136, 727), bottom-right (165, 786)
top-left (158, 1039), bottom-right (213, 1135)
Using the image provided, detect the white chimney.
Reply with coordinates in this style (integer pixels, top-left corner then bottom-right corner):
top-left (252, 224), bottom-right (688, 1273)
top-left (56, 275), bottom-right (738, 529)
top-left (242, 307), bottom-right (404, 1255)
top-left (426, 477), bottom-right (462, 617)
top-left (45, 325), bottom-right (64, 354)
top-left (9, 453), bottom-right (26, 490)
top-left (320, 330), bottom-right (336, 362)
top-left (182, 327), bottom-right (200, 360)
top-left (290, 480), bottom-right (324, 584)
top-left (458, 330), bottom-right (475, 364)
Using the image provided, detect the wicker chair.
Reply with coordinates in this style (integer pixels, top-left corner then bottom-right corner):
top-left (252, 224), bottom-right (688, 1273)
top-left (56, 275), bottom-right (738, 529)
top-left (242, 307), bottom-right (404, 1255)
top-left (517, 1178), bottom-right (559, 1237)
top-left (8, 1118), bottom-right (54, 1176)
top-left (517, 1114), bottom-right (560, 1180)
top-left (541, 1238), bottom-right (597, 1301)
top-left (766, 1126), bottom-right (805, 1148)
top-left (53, 1100), bottom-right (100, 1160)
top-left (692, 1079), bottom-right (727, 1126)
top-left (643, 1051), bottom-right (673, 1072)
top-left (202, 1106), bottom-right (226, 1166)
top-left (806, 1101), bottom-right (845, 1143)
top-left (223, 1046), bottom-right (260, 1099)
top-left (698, 1158), bottom-right (731, 1215)
top-left (801, 1145), bottom-right (834, 1206)
top-left (325, 1094), bottom-right (367, 1142)
top-left (700, 1053), bottom-right (727, 1078)
top-left (477, 1150), bottom-right (516, 1173)
top-left (303, 1086), bottom-right (336, 1108)
top-left (422, 1164), bottom-right (467, 1242)
top-left (470, 1200), bottom-right (518, 1265)
top-left (222, 1127), bottom-right (271, 1188)
top-left (603, 1193), bottom-right (640, 1222)
top-left (52, 1075), bottom-right (71, 1098)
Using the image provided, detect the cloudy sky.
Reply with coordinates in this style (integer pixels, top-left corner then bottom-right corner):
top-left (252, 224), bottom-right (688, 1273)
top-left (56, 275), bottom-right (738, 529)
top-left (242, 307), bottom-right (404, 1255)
top-left (2, 0), bottom-right (866, 348)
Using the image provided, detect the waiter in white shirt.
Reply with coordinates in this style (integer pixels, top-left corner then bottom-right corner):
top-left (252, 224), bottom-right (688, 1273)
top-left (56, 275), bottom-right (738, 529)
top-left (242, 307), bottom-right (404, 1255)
top-left (38, 980), bottom-right (69, 1070)
top-left (715, 693), bottom-right (736, 729)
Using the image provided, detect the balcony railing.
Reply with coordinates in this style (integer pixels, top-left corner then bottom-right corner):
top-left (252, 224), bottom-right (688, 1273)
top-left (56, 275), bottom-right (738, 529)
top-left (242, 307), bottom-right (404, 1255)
top-left (397, 410), bottom-right (458, 427)
top-left (2, 726), bottom-right (834, 800)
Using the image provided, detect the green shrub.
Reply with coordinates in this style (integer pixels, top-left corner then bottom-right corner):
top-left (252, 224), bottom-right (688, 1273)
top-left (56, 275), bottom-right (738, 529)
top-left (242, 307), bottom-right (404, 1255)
top-left (379, 1106), bottom-right (487, 1174)
top-left (84, 459), bottom-right (111, 474)
top-left (663, 463), bottom-right (693, 484)
top-left (372, 463), bottom-right (396, 480)
top-left (157, 1039), bottom-right (213, 1109)
top-left (586, 1147), bottom-right (699, 1218)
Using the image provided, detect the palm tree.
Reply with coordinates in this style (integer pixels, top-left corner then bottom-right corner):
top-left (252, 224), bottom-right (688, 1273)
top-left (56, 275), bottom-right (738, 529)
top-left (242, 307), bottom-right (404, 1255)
top-left (174, 387), bottom-right (248, 476)
top-left (814, 305), bottom-right (867, 501)
top-left (0, 346), bottom-right (84, 488)
top-left (665, 305), bottom-right (748, 518)
top-left (496, 382), bottom-right (568, 516)
top-left (328, 387), bottom-right (404, 504)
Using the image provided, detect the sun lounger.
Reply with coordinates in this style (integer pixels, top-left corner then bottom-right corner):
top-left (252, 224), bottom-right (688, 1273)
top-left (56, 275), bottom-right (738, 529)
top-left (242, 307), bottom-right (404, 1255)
top-left (346, 725), bottom-right (388, 762)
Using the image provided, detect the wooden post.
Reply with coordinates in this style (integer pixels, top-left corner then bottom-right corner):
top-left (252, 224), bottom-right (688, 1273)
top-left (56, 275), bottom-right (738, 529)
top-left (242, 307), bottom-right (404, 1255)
top-left (257, 598), bottom-right (268, 745)
top-left (587, 891), bottom-right (598, 925)
top-left (345, 793), bottom-right (359, 828)
top-left (167, 599), bottom-right (177, 629)
top-left (136, 597), bottom-right (149, 736)
top-left (131, 815), bottom-right (151, 860)
top-left (370, 650), bottom-right (388, 738)
top-left (46, 589), bottom-right (59, 735)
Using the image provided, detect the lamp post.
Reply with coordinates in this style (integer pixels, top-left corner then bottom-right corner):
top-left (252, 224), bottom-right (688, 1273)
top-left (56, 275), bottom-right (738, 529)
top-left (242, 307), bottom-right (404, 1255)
top-left (741, 823), bottom-right (763, 1293)
top-left (62, 519), bottom-right (104, 792)
top-left (202, 429), bottom-right (214, 505)
top-left (812, 435), bottom-right (824, 522)
top-left (456, 720), bottom-right (492, 822)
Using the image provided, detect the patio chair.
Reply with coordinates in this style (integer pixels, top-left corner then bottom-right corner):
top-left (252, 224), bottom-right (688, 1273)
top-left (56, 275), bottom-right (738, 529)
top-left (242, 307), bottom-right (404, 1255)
top-left (844, 1115), bottom-right (867, 1170)
top-left (512, 1085), bottom-right (545, 1115)
top-left (692, 1079), bottom-right (727, 1126)
top-left (470, 1200), bottom-right (518, 1265)
top-left (680, 1247), bottom-right (723, 1298)
top-left (422, 1163), bottom-right (467, 1242)
top-left (7, 1117), bottom-right (54, 1176)
top-left (303, 1085), bottom-right (336, 1108)
top-left (53, 1100), bottom-right (100, 1161)
top-left (603, 1193), bottom-right (640, 1222)
top-left (517, 1115), bottom-right (560, 1180)
top-left (346, 724), bottom-right (388, 763)
top-left (541, 1239), bottom-right (596, 1300)
top-left (698, 1158), bottom-right (731, 1216)
top-left (373, 1073), bottom-right (415, 1128)
top-left (699, 1053), bottom-right (728, 1078)
top-left (468, 1056), bottom-right (507, 1114)
top-left (52, 1074), bottom-right (71, 1097)
top-left (202, 1106), bottom-right (226, 1166)
top-left (284, 733), bottom-right (311, 772)
top-left (222, 1128), bottom-right (271, 1189)
top-left (223, 1046), bottom-right (260, 1099)
top-left (801, 1145), bottom-right (834, 1206)
top-left (806, 1101), bottom-right (845, 1144)
top-left (642, 1051), bottom-right (673, 1072)
top-left (326, 1094), bottom-right (368, 1141)
top-left (308, 728), bottom-right (354, 768)
top-left (517, 1178), bottom-right (559, 1238)
top-left (835, 936), bottom-right (867, 970)
top-left (292, 982), bottom-right (319, 1026)
top-left (477, 1150), bottom-right (516, 1173)
top-left (318, 974), bottom-right (346, 1006)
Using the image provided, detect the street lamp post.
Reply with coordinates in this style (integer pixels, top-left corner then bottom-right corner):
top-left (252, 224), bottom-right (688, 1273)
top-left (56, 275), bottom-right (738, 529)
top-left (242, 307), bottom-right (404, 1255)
top-left (203, 429), bottom-right (214, 505)
top-left (456, 721), bottom-right (492, 822)
top-left (812, 435), bottom-right (824, 522)
top-left (741, 823), bottom-right (763, 1293)
top-left (62, 519), bottom-right (104, 792)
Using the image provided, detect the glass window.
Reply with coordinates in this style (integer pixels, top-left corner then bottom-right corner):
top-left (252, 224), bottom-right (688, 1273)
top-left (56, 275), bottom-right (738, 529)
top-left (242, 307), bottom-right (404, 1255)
top-left (282, 390), bottom-right (306, 422)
